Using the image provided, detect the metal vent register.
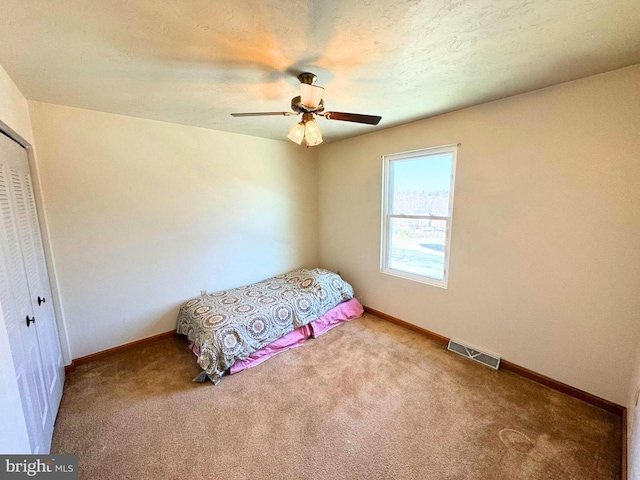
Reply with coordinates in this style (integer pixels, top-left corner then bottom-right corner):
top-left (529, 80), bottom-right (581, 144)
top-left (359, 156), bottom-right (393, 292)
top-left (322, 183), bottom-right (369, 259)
top-left (447, 340), bottom-right (501, 370)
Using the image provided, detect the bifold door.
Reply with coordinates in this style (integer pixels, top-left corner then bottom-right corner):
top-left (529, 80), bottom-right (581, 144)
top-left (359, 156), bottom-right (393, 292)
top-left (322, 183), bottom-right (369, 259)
top-left (0, 131), bottom-right (64, 453)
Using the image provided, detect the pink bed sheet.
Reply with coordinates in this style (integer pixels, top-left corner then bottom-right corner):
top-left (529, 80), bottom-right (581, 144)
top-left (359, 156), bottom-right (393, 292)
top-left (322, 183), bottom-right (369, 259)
top-left (231, 298), bottom-right (363, 374)
top-left (230, 324), bottom-right (312, 374)
top-left (188, 298), bottom-right (364, 376)
top-left (309, 297), bottom-right (364, 338)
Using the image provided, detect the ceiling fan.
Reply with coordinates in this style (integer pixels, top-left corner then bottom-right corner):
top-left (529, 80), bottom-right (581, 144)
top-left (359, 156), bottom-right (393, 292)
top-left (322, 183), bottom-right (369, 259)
top-left (231, 73), bottom-right (382, 147)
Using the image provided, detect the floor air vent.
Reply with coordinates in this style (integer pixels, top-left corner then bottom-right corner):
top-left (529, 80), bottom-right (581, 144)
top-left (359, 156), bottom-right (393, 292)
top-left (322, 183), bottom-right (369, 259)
top-left (447, 340), bottom-right (501, 370)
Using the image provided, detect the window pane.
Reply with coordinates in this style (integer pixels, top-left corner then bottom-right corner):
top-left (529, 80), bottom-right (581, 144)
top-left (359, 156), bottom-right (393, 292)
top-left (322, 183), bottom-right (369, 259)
top-left (390, 154), bottom-right (452, 216)
top-left (388, 217), bottom-right (447, 280)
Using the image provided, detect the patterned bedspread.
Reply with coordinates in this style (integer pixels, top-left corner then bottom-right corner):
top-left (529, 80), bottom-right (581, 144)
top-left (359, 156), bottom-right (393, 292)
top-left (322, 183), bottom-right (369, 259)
top-left (176, 268), bottom-right (354, 383)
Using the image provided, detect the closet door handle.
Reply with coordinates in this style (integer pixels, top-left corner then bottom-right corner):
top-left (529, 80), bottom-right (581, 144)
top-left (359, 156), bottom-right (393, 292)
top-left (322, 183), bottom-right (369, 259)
top-left (26, 315), bottom-right (35, 327)
top-left (38, 296), bottom-right (46, 306)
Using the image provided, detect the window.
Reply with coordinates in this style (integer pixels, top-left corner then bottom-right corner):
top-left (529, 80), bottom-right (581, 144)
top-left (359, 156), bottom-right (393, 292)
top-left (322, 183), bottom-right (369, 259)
top-left (381, 144), bottom-right (457, 288)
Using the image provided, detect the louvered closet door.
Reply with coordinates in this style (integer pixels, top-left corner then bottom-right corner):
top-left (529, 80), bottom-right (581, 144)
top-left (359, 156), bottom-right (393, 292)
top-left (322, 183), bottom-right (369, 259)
top-left (0, 136), bottom-right (46, 453)
top-left (0, 132), bottom-right (63, 453)
top-left (9, 140), bottom-right (64, 445)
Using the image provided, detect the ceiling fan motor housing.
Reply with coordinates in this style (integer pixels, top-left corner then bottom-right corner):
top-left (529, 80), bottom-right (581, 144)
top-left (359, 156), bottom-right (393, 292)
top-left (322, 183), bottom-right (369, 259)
top-left (297, 72), bottom-right (317, 85)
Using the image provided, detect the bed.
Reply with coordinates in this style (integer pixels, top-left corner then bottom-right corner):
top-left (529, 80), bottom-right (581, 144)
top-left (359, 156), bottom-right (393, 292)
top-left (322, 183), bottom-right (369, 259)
top-left (176, 268), bottom-right (362, 383)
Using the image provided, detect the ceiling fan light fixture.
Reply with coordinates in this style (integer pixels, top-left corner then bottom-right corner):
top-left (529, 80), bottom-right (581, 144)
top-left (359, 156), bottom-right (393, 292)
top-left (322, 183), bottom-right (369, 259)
top-left (287, 121), bottom-right (305, 144)
top-left (304, 119), bottom-right (323, 147)
top-left (300, 83), bottom-right (325, 109)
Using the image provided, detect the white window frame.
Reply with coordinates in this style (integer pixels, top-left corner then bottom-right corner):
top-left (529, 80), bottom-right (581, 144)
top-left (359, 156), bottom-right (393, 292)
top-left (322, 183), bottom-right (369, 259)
top-left (380, 144), bottom-right (458, 288)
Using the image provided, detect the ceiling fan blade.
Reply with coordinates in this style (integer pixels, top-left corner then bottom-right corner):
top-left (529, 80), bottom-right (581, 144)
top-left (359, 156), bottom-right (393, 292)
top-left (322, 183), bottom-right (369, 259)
top-left (231, 112), bottom-right (297, 117)
top-left (323, 112), bottom-right (382, 125)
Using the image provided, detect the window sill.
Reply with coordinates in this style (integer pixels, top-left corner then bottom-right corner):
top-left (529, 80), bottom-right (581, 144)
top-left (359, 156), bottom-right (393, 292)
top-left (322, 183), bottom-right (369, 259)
top-left (380, 268), bottom-right (448, 289)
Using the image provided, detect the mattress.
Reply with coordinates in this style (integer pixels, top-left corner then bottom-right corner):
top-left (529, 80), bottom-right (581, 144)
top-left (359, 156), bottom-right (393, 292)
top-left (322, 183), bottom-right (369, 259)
top-left (229, 297), bottom-right (364, 374)
top-left (176, 268), bottom-right (354, 383)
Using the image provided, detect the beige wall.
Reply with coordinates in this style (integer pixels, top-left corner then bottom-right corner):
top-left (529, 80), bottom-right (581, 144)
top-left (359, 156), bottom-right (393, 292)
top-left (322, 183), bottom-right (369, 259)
top-left (0, 63), bottom-right (33, 144)
top-left (28, 102), bottom-right (317, 358)
top-left (317, 65), bottom-right (640, 406)
top-left (629, 345), bottom-right (640, 478)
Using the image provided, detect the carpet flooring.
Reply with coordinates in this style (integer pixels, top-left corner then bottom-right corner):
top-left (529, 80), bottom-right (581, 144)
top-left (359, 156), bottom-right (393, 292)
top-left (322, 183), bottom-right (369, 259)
top-left (52, 314), bottom-right (621, 479)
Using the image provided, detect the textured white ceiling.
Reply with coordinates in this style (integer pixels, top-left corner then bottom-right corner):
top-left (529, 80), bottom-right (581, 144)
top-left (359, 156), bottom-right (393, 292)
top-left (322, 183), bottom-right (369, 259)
top-left (0, 0), bottom-right (639, 143)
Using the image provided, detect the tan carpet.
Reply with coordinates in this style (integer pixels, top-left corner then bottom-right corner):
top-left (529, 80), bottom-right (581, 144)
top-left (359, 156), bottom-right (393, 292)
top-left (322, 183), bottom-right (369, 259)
top-left (52, 314), bottom-right (621, 479)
